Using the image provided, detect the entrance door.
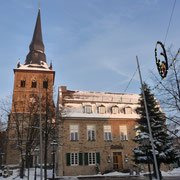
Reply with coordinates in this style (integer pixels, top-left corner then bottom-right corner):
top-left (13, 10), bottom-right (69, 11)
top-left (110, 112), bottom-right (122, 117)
top-left (113, 152), bottom-right (122, 169)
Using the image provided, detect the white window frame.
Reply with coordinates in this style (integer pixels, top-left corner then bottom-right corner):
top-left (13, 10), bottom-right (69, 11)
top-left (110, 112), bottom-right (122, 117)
top-left (98, 105), bottom-right (106, 114)
top-left (104, 125), bottom-right (112, 141)
top-left (87, 125), bottom-right (96, 141)
top-left (70, 152), bottom-right (79, 166)
top-left (120, 125), bottom-right (128, 141)
top-left (88, 152), bottom-right (96, 165)
top-left (84, 105), bottom-right (92, 114)
top-left (70, 125), bottom-right (79, 141)
top-left (135, 125), bottom-right (140, 136)
top-left (125, 107), bottom-right (132, 114)
top-left (112, 106), bottom-right (119, 114)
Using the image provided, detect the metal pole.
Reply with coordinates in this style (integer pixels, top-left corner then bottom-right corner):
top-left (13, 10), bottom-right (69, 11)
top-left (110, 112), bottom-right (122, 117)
top-left (52, 151), bottom-right (55, 179)
top-left (136, 56), bottom-right (160, 180)
top-left (39, 83), bottom-right (43, 180)
top-left (34, 155), bottom-right (37, 180)
top-left (146, 149), bottom-right (152, 180)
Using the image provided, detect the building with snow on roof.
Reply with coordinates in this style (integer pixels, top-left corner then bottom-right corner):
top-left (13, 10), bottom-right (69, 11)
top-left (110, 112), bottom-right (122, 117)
top-left (56, 86), bottom-right (140, 176)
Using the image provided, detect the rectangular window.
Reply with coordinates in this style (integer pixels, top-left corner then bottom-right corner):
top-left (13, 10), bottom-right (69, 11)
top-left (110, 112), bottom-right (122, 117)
top-left (66, 152), bottom-right (82, 166)
top-left (84, 105), bottom-right (92, 113)
top-left (87, 125), bottom-right (96, 141)
top-left (98, 106), bottom-right (105, 114)
top-left (21, 80), bottom-right (26, 88)
top-left (104, 125), bottom-right (112, 141)
top-left (112, 106), bottom-right (118, 114)
top-left (88, 152), bottom-right (96, 165)
top-left (120, 126), bottom-right (128, 141)
top-left (125, 107), bottom-right (132, 114)
top-left (43, 81), bottom-right (48, 89)
top-left (71, 153), bottom-right (79, 165)
top-left (135, 125), bottom-right (140, 136)
top-left (32, 81), bottom-right (37, 88)
top-left (70, 125), bottom-right (79, 141)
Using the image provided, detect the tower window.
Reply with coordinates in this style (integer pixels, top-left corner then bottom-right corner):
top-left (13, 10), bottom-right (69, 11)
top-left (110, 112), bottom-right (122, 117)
top-left (32, 81), bottom-right (37, 88)
top-left (21, 80), bottom-right (26, 88)
top-left (43, 81), bottom-right (48, 89)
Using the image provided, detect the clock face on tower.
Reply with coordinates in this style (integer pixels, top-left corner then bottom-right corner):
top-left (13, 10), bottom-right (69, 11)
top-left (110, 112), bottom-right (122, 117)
top-left (155, 41), bottom-right (168, 79)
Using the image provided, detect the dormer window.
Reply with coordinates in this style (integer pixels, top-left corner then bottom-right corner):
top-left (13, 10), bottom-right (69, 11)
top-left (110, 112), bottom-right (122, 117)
top-left (125, 107), bottom-right (132, 114)
top-left (98, 105), bottom-right (105, 114)
top-left (21, 80), bottom-right (26, 88)
top-left (32, 81), bottom-right (37, 88)
top-left (43, 80), bottom-right (48, 89)
top-left (112, 106), bottom-right (119, 114)
top-left (84, 105), bottom-right (92, 114)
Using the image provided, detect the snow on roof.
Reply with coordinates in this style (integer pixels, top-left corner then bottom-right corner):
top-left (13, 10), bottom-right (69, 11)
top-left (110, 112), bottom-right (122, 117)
top-left (58, 86), bottom-right (140, 119)
top-left (59, 86), bottom-right (140, 104)
top-left (14, 61), bottom-right (53, 72)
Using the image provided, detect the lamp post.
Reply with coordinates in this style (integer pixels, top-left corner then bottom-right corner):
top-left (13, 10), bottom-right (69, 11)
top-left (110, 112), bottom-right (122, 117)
top-left (142, 139), bottom-right (152, 180)
top-left (51, 140), bottom-right (58, 180)
top-left (0, 149), bottom-right (5, 169)
top-left (34, 147), bottom-right (39, 180)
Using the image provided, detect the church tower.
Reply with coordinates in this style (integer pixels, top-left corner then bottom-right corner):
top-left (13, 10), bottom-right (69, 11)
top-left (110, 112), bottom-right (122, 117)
top-left (6, 9), bottom-right (55, 165)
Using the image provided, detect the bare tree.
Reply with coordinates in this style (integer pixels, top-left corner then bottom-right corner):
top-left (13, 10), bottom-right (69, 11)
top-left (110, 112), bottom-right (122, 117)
top-left (153, 47), bottom-right (180, 124)
top-left (152, 47), bottom-right (180, 166)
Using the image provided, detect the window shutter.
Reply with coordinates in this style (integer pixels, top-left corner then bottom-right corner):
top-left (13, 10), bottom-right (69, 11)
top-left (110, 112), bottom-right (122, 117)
top-left (84, 152), bottom-right (88, 165)
top-left (66, 153), bottom-right (70, 166)
top-left (96, 152), bottom-right (100, 165)
top-left (79, 153), bottom-right (83, 165)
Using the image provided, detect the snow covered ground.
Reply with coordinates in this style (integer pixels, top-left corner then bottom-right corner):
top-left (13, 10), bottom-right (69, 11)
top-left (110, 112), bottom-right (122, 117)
top-left (1, 167), bottom-right (180, 179)
top-left (161, 168), bottom-right (180, 176)
top-left (1, 168), bottom-right (53, 180)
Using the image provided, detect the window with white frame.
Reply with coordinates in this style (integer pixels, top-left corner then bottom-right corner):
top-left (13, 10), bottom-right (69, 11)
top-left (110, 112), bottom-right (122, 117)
top-left (135, 125), bottom-right (140, 136)
top-left (112, 106), bottom-right (119, 114)
top-left (120, 125), bottom-right (128, 141)
top-left (88, 152), bottom-right (96, 165)
top-left (87, 125), bottom-right (96, 141)
top-left (125, 107), bottom-right (132, 114)
top-left (71, 153), bottom-right (79, 165)
top-left (70, 125), bottom-right (79, 141)
top-left (104, 125), bottom-right (112, 141)
top-left (84, 105), bottom-right (92, 113)
top-left (98, 105), bottom-right (105, 114)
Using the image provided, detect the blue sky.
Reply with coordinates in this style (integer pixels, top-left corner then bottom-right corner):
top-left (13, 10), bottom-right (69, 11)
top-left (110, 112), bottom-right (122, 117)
top-left (0, 0), bottom-right (180, 99)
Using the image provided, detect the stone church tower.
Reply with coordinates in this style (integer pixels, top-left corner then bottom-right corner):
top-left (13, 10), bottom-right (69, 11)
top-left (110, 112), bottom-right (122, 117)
top-left (6, 9), bottom-right (55, 166)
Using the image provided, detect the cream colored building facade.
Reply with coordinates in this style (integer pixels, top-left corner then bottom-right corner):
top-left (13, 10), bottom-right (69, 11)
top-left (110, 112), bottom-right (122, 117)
top-left (57, 86), bottom-right (140, 176)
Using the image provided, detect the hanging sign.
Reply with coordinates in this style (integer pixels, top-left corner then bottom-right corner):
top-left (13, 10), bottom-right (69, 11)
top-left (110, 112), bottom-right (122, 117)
top-left (155, 41), bottom-right (168, 79)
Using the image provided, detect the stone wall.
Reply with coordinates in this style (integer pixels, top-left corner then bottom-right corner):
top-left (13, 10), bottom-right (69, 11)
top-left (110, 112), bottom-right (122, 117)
top-left (57, 118), bottom-right (137, 176)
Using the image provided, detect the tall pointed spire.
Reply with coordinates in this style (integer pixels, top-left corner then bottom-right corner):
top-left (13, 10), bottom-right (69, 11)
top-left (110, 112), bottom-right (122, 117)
top-left (25, 9), bottom-right (46, 65)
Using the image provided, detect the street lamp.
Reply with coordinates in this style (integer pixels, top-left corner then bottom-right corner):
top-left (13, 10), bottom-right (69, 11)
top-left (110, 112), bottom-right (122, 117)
top-left (51, 140), bottom-right (58, 180)
top-left (0, 149), bottom-right (5, 168)
top-left (34, 147), bottom-right (39, 180)
top-left (142, 138), bottom-right (152, 180)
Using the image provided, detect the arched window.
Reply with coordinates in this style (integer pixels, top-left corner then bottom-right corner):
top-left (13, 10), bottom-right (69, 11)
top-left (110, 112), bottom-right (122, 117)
top-left (84, 105), bottom-right (92, 114)
top-left (124, 106), bottom-right (132, 114)
top-left (43, 80), bottom-right (48, 89)
top-left (111, 105), bottom-right (119, 114)
top-left (31, 77), bottom-right (37, 88)
top-left (98, 105), bottom-right (106, 114)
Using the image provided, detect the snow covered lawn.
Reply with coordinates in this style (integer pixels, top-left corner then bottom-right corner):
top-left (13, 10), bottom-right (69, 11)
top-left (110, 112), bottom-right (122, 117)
top-left (1, 167), bottom-right (180, 179)
top-left (161, 167), bottom-right (180, 176)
